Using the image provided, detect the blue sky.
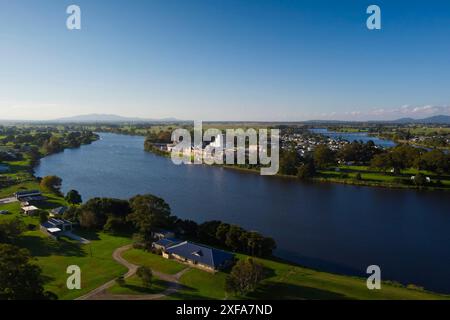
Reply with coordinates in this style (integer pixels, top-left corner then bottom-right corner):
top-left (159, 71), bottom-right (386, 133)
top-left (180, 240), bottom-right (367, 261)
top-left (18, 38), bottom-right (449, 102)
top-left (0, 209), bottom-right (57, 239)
top-left (1, 0), bottom-right (449, 121)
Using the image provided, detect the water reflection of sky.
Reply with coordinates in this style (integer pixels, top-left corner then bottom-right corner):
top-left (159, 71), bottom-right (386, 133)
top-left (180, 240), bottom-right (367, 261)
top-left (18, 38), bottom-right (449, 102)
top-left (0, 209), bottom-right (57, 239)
top-left (310, 128), bottom-right (396, 148)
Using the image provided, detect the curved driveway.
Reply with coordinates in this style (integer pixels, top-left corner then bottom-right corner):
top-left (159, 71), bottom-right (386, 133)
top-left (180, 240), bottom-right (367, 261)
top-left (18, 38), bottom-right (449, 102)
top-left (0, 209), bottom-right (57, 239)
top-left (76, 244), bottom-right (189, 300)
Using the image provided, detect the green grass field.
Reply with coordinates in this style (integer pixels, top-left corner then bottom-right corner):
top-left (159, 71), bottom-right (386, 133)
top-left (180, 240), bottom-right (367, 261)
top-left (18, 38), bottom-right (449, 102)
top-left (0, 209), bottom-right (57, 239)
top-left (171, 268), bottom-right (234, 300)
top-left (245, 256), bottom-right (448, 300)
top-left (30, 230), bottom-right (131, 300)
top-left (107, 274), bottom-right (168, 295)
top-left (122, 249), bottom-right (187, 275)
top-left (0, 198), bottom-right (132, 300)
top-left (317, 165), bottom-right (450, 189)
top-left (120, 249), bottom-right (449, 300)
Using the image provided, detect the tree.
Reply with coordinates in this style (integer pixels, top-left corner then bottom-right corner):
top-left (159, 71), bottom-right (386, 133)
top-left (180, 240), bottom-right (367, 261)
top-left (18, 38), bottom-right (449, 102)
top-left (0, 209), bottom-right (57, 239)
top-left (62, 206), bottom-right (79, 222)
top-left (417, 149), bottom-right (449, 174)
top-left (245, 231), bottom-right (264, 256)
top-left (175, 219), bottom-right (198, 238)
top-left (413, 173), bottom-right (427, 186)
top-left (42, 136), bottom-right (62, 154)
top-left (314, 144), bottom-right (336, 169)
top-left (226, 258), bottom-right (264, 296)
top-left (216, 223), bottom-right (231, 244)
top-left (104, 216), bottom-right (128, 234)
top-left (279, 149), bottom-right (300, 175)
top-left (38, 210), bottom-right (49, 224)
top-left (0, 244), bottom-right (57, 300)
top-left (78, 197), bottom-right (131, 230)
top-left (297, 162), bottom-right (316, 180)
top-left (0, 219), bottom-right (26, 244)
top-left (197, 220), bottom-right (222, 245)
top-left (40, 175), bottom-right (62, 194)
top-left (337, 141), bottom-right (381, 164)
top-left (79, 210), bottom-right (103, 229)
top-left (225, 225), bottom-right (245, 252)
top-left (65, 190), bottom-right (82, 205)
top-left (370, 153), bottom-right (393, 173)
top-left (389, 144), bottom-right (421, 171)
top-left (136, 266), bottom-right (153, 288)
top-left (127, 194), bottom-right (172, 245)
top-left (116, 275), bottom-right (125, 287)
top-left (260, 237), bottom-right (277, 257)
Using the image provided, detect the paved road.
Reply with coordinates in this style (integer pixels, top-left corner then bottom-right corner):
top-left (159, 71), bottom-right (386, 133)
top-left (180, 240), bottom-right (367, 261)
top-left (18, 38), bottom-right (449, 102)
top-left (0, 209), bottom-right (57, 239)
top-left (76, 244), bottom-right (189, 300)
top-left (0, 197), bottom-right (17, 205)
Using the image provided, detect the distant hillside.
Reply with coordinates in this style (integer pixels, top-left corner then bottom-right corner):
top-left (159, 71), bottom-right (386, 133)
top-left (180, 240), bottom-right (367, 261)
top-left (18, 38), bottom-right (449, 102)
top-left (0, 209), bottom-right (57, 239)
top-left (391, 115), bottom-right (450, 124)
top-left (304, 115), bottom-right (450, 125)
top-left (52, 114), bottom-right (179, 123)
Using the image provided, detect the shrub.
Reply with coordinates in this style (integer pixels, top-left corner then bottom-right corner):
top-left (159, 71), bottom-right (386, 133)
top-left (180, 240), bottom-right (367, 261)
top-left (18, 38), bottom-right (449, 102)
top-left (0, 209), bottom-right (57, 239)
top-left (116, 276), bottom-right (125, 287)
top-left (136, 266), bottom-right (153, 288)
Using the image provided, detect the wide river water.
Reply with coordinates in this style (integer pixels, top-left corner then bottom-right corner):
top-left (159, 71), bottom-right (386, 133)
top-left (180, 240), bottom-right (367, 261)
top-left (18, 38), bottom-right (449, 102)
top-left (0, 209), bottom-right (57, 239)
top-left (35, 133), bottom-right (450, 293)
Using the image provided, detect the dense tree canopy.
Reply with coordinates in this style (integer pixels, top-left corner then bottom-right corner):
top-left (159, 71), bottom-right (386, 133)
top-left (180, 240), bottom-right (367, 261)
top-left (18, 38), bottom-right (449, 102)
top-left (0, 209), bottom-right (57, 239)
top-left (78, 198), bottom-right (131, 229)
top-left (337, 140), bottom-right (381, 164)
top-left (0, 219), bottom-right (26, 244)
top-left (65, 190), bottom-right (82, 205)
top-left (417, 149), bottom-right (449, 174)
top-left (279, 149), bottom-right (301, 175)
top-left (0, 244), bottom-right (57, 300)
top-left (40, 175), bottom-right (62, 194)
top-left (297, 162), bottom-right (316, 180)
top-left (127, 194), bottom-right (172, 244)
top-left (313, 144), bottom-right (336, 169)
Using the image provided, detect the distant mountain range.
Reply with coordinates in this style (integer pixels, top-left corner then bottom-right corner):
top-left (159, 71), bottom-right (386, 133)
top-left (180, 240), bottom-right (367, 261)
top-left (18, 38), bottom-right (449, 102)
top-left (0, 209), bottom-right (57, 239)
top-left (51, 114), bottom-right (179, 123)
top-left (305, 115), bottom-right (450, 125)
top-left (1, 113), bottom-right (449, 124)
top-left (389, 115), bottom-right (450, 124)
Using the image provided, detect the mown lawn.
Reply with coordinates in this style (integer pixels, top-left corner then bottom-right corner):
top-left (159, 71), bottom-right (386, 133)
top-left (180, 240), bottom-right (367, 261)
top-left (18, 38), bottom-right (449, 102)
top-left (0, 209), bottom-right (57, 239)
top-left (167, 255), bottom-right (450, 300)
top-left (317, 165), bottom-right (450, 189)
top-left (245, 256), bottom-right (449, 300)
top-left (170, 268), bottom-right (235, 300)
top-left (28, 230), bottom-right (132, 300)
top-left (107, 274), bottom-right (169, 295)
top-left (2, 205), bottom-right (132, 301)
top-left (0, 181), bottom-right (41, 198)
top-left (122, 248), bottom-right (186, 275)
top-left (0, 180), bottom-right (133, 300)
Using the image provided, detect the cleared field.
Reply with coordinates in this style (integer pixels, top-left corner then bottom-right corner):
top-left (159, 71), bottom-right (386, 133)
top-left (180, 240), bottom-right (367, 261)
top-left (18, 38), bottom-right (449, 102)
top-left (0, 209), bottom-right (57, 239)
top-left (122, 248), bottom-right (186, 275)
top-left (122, 249), bottom-right (449, 300)
top-left (107, 274), bottom-right (169, 295)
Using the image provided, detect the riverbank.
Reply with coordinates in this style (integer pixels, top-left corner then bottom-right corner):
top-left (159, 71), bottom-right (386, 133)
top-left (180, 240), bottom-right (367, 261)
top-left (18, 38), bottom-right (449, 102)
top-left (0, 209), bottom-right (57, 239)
top-left (89, 246), bottom-right (450, 300)
top-left (0, 133), bottom-right (99, 198)
top-left (144, 145), bottom-right (450, 191)
top-left (4, 175), bottom-right (448, 299)
top-left (34, 133), bottom-right (450, 294)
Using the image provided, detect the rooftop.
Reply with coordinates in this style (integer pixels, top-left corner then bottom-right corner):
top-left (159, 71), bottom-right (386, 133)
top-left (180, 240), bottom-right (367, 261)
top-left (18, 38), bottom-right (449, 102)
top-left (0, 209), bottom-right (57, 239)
top-left (165, 241), bottom-right (234, 269)
top-left (154, 237), bottom-right (182, 248)
top-left (22, 205), bottom-right (38, 211)
top-left (41, 218), bottom-right (72, 229)
top-left (15, 190), bottom-right (42, 196)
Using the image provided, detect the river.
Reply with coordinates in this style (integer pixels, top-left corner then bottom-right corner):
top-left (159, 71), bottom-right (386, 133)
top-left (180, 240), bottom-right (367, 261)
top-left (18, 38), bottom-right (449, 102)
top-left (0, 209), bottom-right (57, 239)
top-left (309, 128), bottom-right (397, 147)
top-left (35, 133), bottom-right (450, 293)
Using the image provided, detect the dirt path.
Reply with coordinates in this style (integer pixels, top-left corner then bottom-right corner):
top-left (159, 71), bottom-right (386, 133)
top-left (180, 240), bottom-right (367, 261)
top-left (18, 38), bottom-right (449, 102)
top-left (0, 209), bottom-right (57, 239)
top-left (76, 244), bottom-right (189, 300)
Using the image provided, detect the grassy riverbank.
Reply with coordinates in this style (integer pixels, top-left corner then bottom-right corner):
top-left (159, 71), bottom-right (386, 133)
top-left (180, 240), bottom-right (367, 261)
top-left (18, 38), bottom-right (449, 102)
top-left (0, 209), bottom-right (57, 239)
top-left (144, 145), bottom-right (450, 191)
top-left (2, 192), bottom-right (449, 300)
top-left (2, 133), bottom-right (448, 300)
top-left (115, 248), bottom-right (450, 300)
